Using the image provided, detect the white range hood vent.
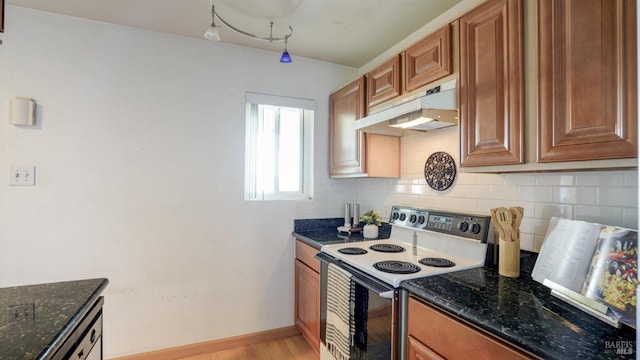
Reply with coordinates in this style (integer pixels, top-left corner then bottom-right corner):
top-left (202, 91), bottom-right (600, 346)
top-left (356, 79), bottom-right (458, 136)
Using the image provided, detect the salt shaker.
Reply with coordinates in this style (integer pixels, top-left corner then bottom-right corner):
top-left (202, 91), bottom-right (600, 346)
top-left (344, 203), bottom-right (351, 228)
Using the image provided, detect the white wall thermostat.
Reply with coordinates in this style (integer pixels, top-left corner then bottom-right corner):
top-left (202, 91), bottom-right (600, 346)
top-left (9, 97), bottom-right (36, 126)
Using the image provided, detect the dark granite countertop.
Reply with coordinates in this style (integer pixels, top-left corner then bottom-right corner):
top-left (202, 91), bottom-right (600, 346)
top-left (292, 218), bottom-right (391, 249)
top-left (0, 278), bottom-right (109, 360)
top-left (401, 252), bottom-right (636, 359)
top-left (294, 219), bottom-right (637, 359)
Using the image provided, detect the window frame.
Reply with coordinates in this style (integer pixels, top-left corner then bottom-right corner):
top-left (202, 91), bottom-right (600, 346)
top-left (244, 93), bottom-right (315, 201)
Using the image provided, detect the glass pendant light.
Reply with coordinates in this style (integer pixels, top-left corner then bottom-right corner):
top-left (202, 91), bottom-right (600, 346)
top-left (280, 36), bottom-right (292, 63)
top-left (204, 5), bottom-right (220, 41)
top-left (204, 26), bottom-right (220, 41)
top-left (280, 51), bottom-right (292, 63)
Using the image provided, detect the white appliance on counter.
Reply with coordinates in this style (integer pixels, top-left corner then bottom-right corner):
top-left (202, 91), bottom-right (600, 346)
top-left (316, 205), bottom-right (491, 360)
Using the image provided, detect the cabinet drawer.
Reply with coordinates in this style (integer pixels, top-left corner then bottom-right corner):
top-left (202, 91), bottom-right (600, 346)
top-left (295, 239), bottom-right (320, 273)
top-left (408, 297), bottom-right (531, 359)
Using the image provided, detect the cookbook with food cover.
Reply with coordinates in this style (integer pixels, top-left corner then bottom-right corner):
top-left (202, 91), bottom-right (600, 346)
top-left (532, 217), bottom-right (637, 328)
top-left (582, 225), bottom-right (637, 327)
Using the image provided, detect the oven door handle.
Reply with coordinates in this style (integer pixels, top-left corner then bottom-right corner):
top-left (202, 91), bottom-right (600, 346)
top-left (350, 273), bottom-right (394, 299)
top-left (316, 252), bottom-right (395, 298)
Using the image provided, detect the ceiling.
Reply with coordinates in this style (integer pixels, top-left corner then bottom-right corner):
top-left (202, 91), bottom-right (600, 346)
top-left (6, 0), bottom-right (462, 68)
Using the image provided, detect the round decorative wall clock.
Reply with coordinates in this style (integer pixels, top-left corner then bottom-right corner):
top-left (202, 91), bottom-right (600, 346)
top-left (424, 151), bottom-right (456, 191)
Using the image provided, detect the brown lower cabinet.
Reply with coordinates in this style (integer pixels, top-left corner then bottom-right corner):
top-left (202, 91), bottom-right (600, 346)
top-left (294, 240), bottom-right (320, 353)
top-left (407, 297), bottom-right (532, 360)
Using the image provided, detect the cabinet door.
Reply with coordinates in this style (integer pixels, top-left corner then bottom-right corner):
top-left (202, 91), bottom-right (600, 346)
top-left (538, 0), bottom-right (637, 162)
top-left (404, 25), bottom-right (452, 92)
top-left (459, 0), bottom-right (524, 167)
top-left (408, 297), bottom-right (531, 359)
top-left (329, 77), bottom-right (367, 177)
top-left (367, 55), bottom-right (402, 107)
top-left (295, 259), bottom-right (320, 353)
top-left (366, 133), bottom-right (400, 178)
top-left (407, 335), bottom-right (444, 360)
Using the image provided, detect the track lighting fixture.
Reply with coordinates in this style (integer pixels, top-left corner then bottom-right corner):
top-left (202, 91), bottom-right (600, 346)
top-left (204, 4), bottom-right (294, 64)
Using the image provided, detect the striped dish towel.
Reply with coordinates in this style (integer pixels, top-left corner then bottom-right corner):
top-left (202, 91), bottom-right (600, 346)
top-left (325, 263), bottom-right (355, 360)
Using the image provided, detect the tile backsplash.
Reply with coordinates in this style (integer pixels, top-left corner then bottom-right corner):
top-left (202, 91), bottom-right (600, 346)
top-left (355, 170), bottom-right (638, 252)
top-left (296, 126), bottom-right (637, 253)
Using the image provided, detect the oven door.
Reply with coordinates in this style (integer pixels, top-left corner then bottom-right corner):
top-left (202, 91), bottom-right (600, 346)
top-left (316, 252), bottom-right (400, 360)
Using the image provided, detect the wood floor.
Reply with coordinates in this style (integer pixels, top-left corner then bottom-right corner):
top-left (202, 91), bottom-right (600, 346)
top-left (178, 335), bottom-right (319, 360)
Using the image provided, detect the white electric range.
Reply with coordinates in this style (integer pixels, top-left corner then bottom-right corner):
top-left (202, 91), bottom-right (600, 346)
top-left (320, 205), bottom-right (492, 288)
top-left (316, 205), bottom-right (492, 360)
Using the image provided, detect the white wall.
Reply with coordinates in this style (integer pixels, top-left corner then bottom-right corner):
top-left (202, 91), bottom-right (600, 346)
top-left (0, 6), bottom-right (359, 358)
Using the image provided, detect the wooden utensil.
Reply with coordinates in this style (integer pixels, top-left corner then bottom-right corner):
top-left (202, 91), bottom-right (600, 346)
top-left (509, 207), bottom-right (523, 242)
top-left (490, 208), bottom-right (505, 240)
top-left (495, 207), bottom-right (512, 242)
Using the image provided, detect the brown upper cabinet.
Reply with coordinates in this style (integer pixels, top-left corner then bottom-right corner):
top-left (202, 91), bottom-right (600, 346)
top-left (538, 0), bottom-right (638, 162)
top-left (365, 25), bottom-right (452, 112)
top-left (404, 25), bottom-right (453, 92)
top-left (329, 77), bottom-right (400, 178)
top-left (329, 77), bottom-right (367, 177)
top-left (366, 55), bottom-right (402, 108)
top-left (459, 0), bottom-right (524, 167)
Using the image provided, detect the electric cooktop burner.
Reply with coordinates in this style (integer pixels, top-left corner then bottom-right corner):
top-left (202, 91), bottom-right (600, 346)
top-left (419, 257), bottom-right (456, 268)
top-left (373, 261), bottom-right (421, 274)
top-left (369, 243), bottom-right (405, 253)
top-left (338, 247), bottom-right (368, 255)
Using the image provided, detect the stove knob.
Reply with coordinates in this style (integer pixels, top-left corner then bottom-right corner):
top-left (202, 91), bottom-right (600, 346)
top-left (399, 213), bottom-right (406, 221)
top-left (391, 212), bottom-right (400, 220)
top-left (457, 221), bottom-right (469, 232)
top-left (471, 223), bottom-right (482, 234)
top-left (409, 214), bottom-right (417, 223)
top-left (418, 215), bottom-right (426, 224)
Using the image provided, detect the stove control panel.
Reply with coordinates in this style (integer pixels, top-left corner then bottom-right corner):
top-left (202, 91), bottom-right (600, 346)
top-left (389, 206), bottom-right (430, 230)
top-left (389, 206), bottom-right (491, 242)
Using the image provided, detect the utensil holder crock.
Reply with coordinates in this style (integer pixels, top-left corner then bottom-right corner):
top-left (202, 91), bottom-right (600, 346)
top-left (499, 238), bottom-right (520, 277)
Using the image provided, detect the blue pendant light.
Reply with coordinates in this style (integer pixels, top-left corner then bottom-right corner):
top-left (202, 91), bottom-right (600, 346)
top-left (280, 36), bottom-right (292, 63)
top-left (280, 51), bottom-right (292, 63)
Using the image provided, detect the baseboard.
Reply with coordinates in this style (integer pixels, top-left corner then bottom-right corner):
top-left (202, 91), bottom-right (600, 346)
top-left (112, 326), bottom-right (301, 360)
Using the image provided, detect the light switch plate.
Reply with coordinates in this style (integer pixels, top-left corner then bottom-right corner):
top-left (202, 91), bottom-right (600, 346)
top-left (9, 166), bottom-right (35, 186)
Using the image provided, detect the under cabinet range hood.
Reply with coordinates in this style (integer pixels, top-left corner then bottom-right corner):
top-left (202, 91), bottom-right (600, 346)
top-left (356, 79), bottom-right (458, 136)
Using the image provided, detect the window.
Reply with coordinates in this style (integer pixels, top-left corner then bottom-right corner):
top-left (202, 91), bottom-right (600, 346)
top-left (245, 93), bottom-right (315, 201)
